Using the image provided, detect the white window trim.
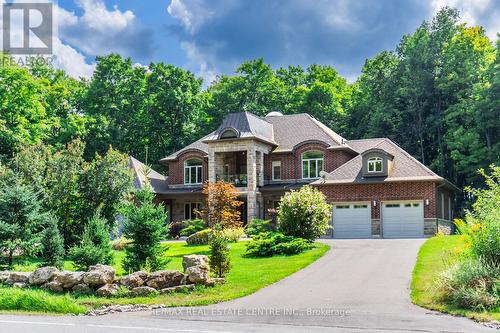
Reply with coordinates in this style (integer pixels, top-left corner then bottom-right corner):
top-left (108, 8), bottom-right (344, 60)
top-left (272, 160), bottom-right (281, 180)
top-left (367, 157), bottom-right (383, 173)
top-left (302, 152), bottom-right (324, 179)
top-left (184, 159), bottom-right (202, 185)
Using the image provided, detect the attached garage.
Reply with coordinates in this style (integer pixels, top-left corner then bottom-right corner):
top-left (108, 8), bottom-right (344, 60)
top-left (332, 202), bottom-right (371, 239)
top-left (382, 201), bottom-right (424, 238)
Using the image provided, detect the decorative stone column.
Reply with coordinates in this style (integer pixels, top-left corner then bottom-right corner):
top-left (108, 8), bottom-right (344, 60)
top-left (208, 150), bottom-right (216, 183)
top-left (246, 145), bottom-right (257, 220)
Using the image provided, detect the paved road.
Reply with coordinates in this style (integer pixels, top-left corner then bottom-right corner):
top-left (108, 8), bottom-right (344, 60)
top-left (0, 239), bottom-right (494, 332)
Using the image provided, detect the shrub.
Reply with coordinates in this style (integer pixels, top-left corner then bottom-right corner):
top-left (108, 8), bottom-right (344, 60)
top-left (121, 185), bottom-right (167, 272)
top-left (209, 230), bottom-right (231, 278)
top-left (222, 227), bottom-right (245, 242)
top-left (202, 181), bottom-right (242, 228)
top-left (168, 221), bottom-right (185, 239)
top-left (277, 186), bottom-right (331, 241)
top-left (40, 215), bottom-right (65, 268)
top-left (111, 237), bottom-right (132, 251)
top-left (246, 218), bottom-right (276, 237)
top-left (245, 232), bottom-right (312, 257)
top-left (180, 219), bottom-right (206, 237)
top-left (186, 229), bottom-right (212, 245)
top-left (69, 211), bottom-right (113, 270)
top-left (437, 258), bottom-right (500, 310)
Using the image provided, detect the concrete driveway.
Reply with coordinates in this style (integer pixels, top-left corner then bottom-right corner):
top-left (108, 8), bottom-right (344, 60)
top-left (0, 239), bottom-right (494, 332)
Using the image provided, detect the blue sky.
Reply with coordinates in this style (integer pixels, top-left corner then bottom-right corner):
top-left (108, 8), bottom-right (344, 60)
top-left (50, 0), bottom-right (500, 83)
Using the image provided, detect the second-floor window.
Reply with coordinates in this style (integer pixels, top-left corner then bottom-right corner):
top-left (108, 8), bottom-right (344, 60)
top-left (272, 160), bottom-right (281, 180)
top-left (184, 159), bottom-right (202, 184)
top-left (302, 151), bottom-right (324, 179)
top-left (367, 157), bottom-right (382, 173)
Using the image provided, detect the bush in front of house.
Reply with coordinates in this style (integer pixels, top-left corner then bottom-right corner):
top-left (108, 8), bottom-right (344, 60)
top-left (209, 229), bottom-right (231, 278)
top-left (245, 232), bottom-right (312, 257)
top-left (246, 218), bottom-right (277, 237)
top-left (186, 229), bottom-right (212, 245)
top-left (168, 221), bottom-right (184, 238)
top-left (436, 165), bottom-right (500, 310)
top-left (40, 215), bottom-right (65, 268)
top-left (180, 219), bottom-right (206, 237)
top-left (222, 227), bottom-right (245, 242)
top-left (277, 186), bottom-right (332, 241)
top-left (69, 211), bottom-right (113, 270)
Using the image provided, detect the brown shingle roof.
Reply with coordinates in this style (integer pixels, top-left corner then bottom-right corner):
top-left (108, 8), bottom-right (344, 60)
top-left (129, 157), bottom-right (169, 193)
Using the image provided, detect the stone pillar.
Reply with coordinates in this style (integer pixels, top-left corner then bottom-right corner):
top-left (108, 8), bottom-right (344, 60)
top-left (208, 150), bottom-right (216, 183)
top-left (246, 145), bottom-right (257, 220)
top-left (256, 151), bottom-right (264, 187)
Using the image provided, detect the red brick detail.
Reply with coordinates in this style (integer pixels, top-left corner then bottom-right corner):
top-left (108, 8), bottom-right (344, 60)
top-left (316, 182), bottom-right (438, 219)
top-left (167, 151), bottom-right (208, 185)
top-left (264, 142), bottom-right (355, 181)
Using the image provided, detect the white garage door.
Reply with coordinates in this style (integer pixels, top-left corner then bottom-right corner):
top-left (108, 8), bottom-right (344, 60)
top-left (382, 202), bottom-right (424, 238)
top-left (333, 203), bottom-right (371, 239)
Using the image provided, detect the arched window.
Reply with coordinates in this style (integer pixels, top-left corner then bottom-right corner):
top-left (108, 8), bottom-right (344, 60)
top-left (302, 151), bottom-right (324, 179)
top-left (219, 128), bottom-right (238, 139)
top-left (367, 157), bottom-right (383, 173)
top-left (184, 159), bottom-right (202, 184)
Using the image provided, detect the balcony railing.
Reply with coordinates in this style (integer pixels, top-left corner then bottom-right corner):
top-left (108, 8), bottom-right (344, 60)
top-left (216, 174), bottom-right (248, 186)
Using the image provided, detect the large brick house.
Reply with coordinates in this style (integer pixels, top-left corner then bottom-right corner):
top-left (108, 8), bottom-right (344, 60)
top-left (131, 111), bottom-right (457, 238)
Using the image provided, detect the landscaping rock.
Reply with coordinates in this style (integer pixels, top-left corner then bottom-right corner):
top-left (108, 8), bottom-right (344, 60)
top-left (7, 272), bottom-right (30, 284)
top-left (145, 270), bottom-right (185, 289)
top-left (72, 283), bottom-right (92, 294)
top-left (29, 267), bottom-right (59, 286)
top-left (182, 254), bottom-right (209, 271)
top-left (204, 278), bottom-right (225, 287)
top-left (0, 271), bottom-right (9, 283)
top-left (83, 264), bottom-right (115, 287)
top-left (55, 271), bottom-right (84, 289)
top-left (120, 271), bottom-right (149, 289)
top-left (186, 265), bottom-right (209, 284)
top-left (13, 282), bottom-right (26, 288)
top-left (129, 286), bottom-right (157, 297)
top-left (96, 283), bottom-right (120, 297)
top-left (160, 284), bottom-right (196, 294)
top-left (42, 280), bottom-right (64, 293)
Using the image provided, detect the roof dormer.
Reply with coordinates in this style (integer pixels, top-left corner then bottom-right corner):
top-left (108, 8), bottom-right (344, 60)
top-left (361, 148), bottom-right (394, 178)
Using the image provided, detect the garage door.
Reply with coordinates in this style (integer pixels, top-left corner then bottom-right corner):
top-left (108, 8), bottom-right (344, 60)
top-left (382, 202), bottom-right (424, 238)
top-left (333, 203), bottom-right (371, 239)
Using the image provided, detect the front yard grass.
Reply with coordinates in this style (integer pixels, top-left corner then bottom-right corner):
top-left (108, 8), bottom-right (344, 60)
top-left (0, 241), bottom-right (329, 314)
top-left (411, 235), bottom-right (500, 322)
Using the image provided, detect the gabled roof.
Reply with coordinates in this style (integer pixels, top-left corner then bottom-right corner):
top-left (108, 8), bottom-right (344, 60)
top-left (264, 113), bottom-right (352, 153)
top-left (203, 112), bottom-right (276, 145)
top-left (159, 133), bottom-right (211, 163)
top-left (313, 138), bottom-right (456, 188)
top-left (129, 157), bottom-right (169, 193)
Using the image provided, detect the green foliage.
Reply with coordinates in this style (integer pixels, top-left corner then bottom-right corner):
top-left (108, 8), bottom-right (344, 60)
top-left (437, 258), bottom-right (499, 310)
top-left (68, 211), bottom-right (113, 270)
top-left (0, 178), bottom-right (45, 267)
top-left (245, 232), bottom-right (312, 257)
top-left (209, 230), bottom-right (231, 278)
top-left (186, 229), bottom-right (212, 245)
top-left (40, 215), bottom-right (65, 268)
top-left (168, 221), bottom-right (185, 239)
top-left (121, 185), bottom-right (167, 272)
top-left (277, 186), bottom-right (332, 240)
top-left (179, 219), bottom-right (206, 237)
top-left (222, 227), bottom-right (245, 243)
top-left (246, 218), bottom-right (277, 237)
top-left (111, 237), bottom-right (132, 251)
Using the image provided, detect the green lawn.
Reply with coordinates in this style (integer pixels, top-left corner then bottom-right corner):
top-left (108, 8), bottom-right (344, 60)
top-left (0, 241), bottom-right (329, 314)
top-left (411, 235), bottom-right (500, 322)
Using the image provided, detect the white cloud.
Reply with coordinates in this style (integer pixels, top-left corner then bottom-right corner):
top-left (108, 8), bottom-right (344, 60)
top-left (181, 41), bottom-right (217, 85)
top-left (52, 39), bottom-right (95, 78)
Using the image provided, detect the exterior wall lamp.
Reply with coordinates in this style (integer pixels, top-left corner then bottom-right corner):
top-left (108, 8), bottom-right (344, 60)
top-left (373, 200), bottom-right (377, 207)
top-left (425, 199), bottom-right (429, 206)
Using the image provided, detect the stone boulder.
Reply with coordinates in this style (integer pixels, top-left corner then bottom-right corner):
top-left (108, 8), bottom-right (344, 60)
top-left (120, 271), bottom-right (149, 289)
top-left (204, 277), bottom-right (225, 287)
top-left (186, 265), bottom-right (209, 284)
top-left (182, 255), bottom-right (209, 271)
top-left (29, 267), bottom-right (59, 286)
top-left (83, 265), bottom-right (115, 287)
top-left (55, 271), bottom-right (84, 289)
top-left (72, 283), bottom-right (92, 294)
top-left (0, 271), bottom-right (9, 283)
top-left (96, 283), bottom-right (120, 297)
top-left (42, 280), bottom-right (64, 293)
top-left (145, 270), bottom-right (185, 289)
top-left (129, 286), bottom-right (157, 297)
top-left (160, 284), bottom-right (196, 294)
top-left (13, 282), bottom-right (26, 288)
top-left (6, 272), bottom-right (31, 284)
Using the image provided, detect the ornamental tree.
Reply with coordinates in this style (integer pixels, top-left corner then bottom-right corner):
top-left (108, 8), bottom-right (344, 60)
top-left (277, 185), bottom-right (332, 241)
top-left (202, 181), bottom-right (242, 229)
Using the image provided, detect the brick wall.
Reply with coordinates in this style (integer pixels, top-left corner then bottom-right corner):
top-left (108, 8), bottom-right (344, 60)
top-left (167, 150), bottom-right (208, 185)
top-left (264, 142), bottom-right (354, 181)
top-left (316, 181), bottom-right (438, 219)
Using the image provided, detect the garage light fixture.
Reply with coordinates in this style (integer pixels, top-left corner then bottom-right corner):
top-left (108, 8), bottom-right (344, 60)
top-left (425, 199), bottom-right (429, 206)
top-left (373, 201), bottom-right (377, 207)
